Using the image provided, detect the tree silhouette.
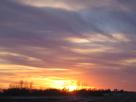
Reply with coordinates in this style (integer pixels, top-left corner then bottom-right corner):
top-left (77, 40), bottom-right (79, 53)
top-left (9, 80), bottom-right (33, 89)
top-left (0, 80), bottom-right (126, 97)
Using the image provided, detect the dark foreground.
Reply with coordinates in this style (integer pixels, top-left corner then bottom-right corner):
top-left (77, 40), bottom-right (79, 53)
top-left (0, 93), bottom-right (136, 102)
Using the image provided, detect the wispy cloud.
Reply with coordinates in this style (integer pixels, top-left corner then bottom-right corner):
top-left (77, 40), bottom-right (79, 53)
top-left (0, 0), bottom-right (136, 91)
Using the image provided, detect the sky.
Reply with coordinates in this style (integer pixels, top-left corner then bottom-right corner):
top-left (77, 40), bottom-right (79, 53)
top-left (0, 0), bottom-right (136, 91)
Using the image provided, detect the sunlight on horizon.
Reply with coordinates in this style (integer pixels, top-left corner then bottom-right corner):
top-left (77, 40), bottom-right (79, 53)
top-left (37, 78), bottom-right (96, 91)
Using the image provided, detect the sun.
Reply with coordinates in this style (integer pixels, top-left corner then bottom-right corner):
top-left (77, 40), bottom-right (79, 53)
top-left (41, 78), bottom-right (95, 91)
top-left (65, 85), bottom-right (77, 91)
top-left (48, 79), bottom-right (78, 91)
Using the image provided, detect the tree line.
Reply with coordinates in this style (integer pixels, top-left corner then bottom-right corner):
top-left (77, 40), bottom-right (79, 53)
top-left (0, 80), bottom-right (126, 96)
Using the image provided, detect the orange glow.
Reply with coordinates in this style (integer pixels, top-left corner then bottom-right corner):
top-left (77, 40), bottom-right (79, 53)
top-left (66, 85), bottom-right (78, 91)
top-left (0, 64), bottom-right (95, 90)
top-left (47, 79), bottom-right (78, 91)
top-left (44, 78), bottom-right (96, 91)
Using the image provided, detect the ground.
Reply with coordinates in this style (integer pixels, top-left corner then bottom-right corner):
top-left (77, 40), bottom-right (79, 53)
top-left (0, 93), bottom-right (136, 102)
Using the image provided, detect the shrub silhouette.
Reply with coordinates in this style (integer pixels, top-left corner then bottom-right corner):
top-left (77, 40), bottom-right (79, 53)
top-left (0, 88), bottom-right (125, 96)
top-left (0, 81), bottom-right (125, 97)
top-left (3, 88), bottom-right (30, 96)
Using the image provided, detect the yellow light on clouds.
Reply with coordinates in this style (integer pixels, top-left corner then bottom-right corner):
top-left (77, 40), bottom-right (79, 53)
top-left (66, 37), bottom-right (90, 44)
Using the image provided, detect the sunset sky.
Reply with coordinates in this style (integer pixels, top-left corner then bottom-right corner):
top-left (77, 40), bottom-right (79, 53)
top-left (0, 0), bottom-right (136, 91)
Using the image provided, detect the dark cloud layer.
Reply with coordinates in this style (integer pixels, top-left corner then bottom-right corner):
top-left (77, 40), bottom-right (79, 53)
top-left (0, 0), bottom-right (136, 90)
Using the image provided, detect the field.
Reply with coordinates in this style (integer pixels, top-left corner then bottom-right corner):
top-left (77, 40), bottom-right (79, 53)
top-left (0, 93), bottom-right (136, 102)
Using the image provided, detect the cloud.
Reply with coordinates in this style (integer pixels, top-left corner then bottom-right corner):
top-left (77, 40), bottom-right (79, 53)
top-left (0, 0), bottom-right (135, 67)
top-left (9, 0), bottom-right (113, 11)
top-left (0, 0), bottom-right (136, 90)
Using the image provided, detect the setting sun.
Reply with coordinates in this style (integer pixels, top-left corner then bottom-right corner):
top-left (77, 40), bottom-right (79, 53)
top-left (66, 85), bottom-right (78, 91)
top-left (47, 79), bottom-right (79, 91)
